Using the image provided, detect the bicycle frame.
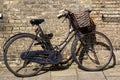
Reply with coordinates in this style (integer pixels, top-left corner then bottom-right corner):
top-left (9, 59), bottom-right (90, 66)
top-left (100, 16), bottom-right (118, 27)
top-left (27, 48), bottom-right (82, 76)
top-left (31, 22), bottom-right (74, 63)
top-left (33, 12), bottom-right (90, 53)
top-left (34, 21), bottom-right (75, 50)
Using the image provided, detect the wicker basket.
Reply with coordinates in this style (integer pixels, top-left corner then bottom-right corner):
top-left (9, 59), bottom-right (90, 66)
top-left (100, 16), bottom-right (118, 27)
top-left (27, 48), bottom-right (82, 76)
top-left (72, 10), bottom-right (91, 29)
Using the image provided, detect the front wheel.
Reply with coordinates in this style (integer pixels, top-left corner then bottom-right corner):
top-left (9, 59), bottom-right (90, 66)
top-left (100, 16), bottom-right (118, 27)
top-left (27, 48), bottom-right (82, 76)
top-left (3, 33), bottom-right (45, 77)
top-left (71, 31), bottom-right (113, 71)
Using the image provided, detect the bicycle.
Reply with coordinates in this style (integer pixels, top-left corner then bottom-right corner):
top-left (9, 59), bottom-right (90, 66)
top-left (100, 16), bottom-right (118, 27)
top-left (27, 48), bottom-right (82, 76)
top-left (3, 9), bottom-right (113, 77)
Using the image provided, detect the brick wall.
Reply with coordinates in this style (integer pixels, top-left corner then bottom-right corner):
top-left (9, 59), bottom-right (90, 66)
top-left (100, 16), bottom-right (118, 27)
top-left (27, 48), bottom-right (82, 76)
top-left (0, 0), bottom-right (120, 66)
top-left (0, 0), bottom-right (92, 66)
top-left (91, 0), bottom-right (120, 63)
top-left (92, 0), bottom-right (120, 49)
top-left (0, 0), bottom-right (4, 64)
top-left (2, 0), bottom-right (91, 42)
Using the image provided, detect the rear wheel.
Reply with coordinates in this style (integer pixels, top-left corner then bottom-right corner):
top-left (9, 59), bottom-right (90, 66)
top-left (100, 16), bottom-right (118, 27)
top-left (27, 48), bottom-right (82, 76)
top-left (4, 33), bottom-right (45, 77)
top-left (71, 31), bottom-right (113, 71)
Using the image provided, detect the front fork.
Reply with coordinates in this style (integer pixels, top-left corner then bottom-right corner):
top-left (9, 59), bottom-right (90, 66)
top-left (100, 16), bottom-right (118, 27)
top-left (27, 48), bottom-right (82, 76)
top-left (76, 32), bottom-right (100, 64)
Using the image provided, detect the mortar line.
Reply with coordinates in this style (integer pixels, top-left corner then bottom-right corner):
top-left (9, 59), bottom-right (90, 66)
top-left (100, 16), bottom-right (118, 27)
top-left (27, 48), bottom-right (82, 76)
top-left (50, 69), bottom-right (51, 80)
top-left (102, 70), bottom-right (108, 80)
top-left (76, 67), bottom-right (79, 80)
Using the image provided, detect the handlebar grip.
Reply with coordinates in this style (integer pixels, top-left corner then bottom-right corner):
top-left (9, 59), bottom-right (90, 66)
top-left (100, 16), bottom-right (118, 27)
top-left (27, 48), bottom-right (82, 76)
top-left (57, 14), bottom-right (65, 19)
top-left (57, 9), bottom-right (69, 19)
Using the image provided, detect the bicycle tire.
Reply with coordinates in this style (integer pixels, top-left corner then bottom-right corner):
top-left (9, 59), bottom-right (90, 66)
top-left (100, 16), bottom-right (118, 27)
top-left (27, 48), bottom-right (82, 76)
top-left (71, 31), bottom-right (113, 71)
top-left (3, 33), bottom-right (45, 77)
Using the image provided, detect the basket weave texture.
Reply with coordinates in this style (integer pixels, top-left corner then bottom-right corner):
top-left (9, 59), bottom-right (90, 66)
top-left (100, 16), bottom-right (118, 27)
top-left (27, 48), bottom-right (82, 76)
top-left (72, 10), bottom-right (91, 29)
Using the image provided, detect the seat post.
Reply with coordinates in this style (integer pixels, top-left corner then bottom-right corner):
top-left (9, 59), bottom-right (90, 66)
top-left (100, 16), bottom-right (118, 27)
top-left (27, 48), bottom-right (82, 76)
top-left (37, 25), bottom-right (44, 35)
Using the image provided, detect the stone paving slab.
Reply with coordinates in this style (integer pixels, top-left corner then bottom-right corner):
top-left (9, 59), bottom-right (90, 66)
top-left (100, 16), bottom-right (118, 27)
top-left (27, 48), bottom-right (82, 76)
top-left (107, 77), bottom-right (120, 80)
top-left (0, 68), bottom-right (14, 77)
top-left (0, 65), bottom-right (120, 80)
top-left (77, 71), bottom-right (106, 80)
top-left (23, 72), bottom-right (51, 80)
top-left (51, 69), bottom-right (76, 76)
top-left (51, 76), bottom-right (77, 80)
top-left (103, 65), bottom-right (120, 77)
top-left (51, 68), bottom-right (77, 80)
top-left (0, 68), bottom-right (22, 80)
top-left (0, 76), bottom-right (22, 80)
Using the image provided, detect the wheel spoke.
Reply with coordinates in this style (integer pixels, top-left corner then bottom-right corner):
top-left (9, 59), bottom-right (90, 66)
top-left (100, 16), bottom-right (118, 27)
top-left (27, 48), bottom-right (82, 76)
top-left (4, 33), bottom-right (45, 77)
top-left (16, 66), bottom-right (25, 73)
top-left (71, 31), bottom-right (113, 71)
top-left (88, 50), bottom-right (100, 65)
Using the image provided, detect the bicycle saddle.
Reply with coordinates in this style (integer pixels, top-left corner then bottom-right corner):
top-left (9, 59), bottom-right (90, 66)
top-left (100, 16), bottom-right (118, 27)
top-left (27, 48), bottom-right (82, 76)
top-left (30, 19), bottom-right (45, 25)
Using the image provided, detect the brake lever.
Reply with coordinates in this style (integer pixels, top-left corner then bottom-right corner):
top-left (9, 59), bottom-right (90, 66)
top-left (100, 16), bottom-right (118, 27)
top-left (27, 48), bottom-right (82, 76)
top-left (62, 16), bottom-right (67, 23)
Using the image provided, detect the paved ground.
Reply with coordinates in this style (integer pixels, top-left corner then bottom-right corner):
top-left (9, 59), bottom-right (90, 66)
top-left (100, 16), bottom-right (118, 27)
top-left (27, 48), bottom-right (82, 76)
top-left (0, 63), bottom-right (120, 80)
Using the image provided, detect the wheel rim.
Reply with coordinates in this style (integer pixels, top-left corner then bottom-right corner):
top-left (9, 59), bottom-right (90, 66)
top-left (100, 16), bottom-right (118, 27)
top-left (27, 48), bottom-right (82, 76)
top-left (75, 31), bottom-right (113, 70)
top-left (4, 35), bottom-right (44, 77)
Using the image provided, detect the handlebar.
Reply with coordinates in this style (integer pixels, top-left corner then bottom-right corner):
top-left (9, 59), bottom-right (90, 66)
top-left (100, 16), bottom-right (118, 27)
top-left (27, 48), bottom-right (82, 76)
top-left (57, 9), bottom-right (92, 19)
top-left (57, 9), bottom-right (70, 19)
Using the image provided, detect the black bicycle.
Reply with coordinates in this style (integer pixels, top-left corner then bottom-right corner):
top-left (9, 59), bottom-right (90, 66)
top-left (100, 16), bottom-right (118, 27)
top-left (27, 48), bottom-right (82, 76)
top-left (3, 9), bottom-right (113, 77)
